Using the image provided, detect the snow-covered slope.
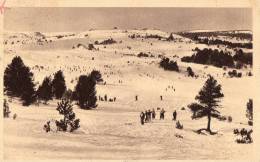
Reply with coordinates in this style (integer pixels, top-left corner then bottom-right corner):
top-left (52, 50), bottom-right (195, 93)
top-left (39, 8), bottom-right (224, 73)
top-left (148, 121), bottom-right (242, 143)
top-left (3, 29), bottom-right (254, 160)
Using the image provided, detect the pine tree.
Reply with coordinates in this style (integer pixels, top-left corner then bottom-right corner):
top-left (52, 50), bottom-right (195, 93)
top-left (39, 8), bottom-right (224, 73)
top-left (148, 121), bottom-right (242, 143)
top-left (188, 75), bottom-right (224, 134)
top-left (4, 56), bottom-right (33, 96)
top-left (55, 98), bottom-right (80, 132)
top-left (37, 76), bottom-right (53, 104)
top-left (167, 33), bottom-right (174, 41)
top-left (4, 56), bottom-right (36, 106)
top-left (52, 70), bottom-right (66, 99)
top-left (74, 74), bottom-right (97, 109)
top-left (21, 74), bottom-right (36, 106)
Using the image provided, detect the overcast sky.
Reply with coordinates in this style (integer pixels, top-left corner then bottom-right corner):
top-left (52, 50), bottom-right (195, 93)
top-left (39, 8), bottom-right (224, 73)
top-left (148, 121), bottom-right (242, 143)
top-left (4, 7), bottom-right (252, 32)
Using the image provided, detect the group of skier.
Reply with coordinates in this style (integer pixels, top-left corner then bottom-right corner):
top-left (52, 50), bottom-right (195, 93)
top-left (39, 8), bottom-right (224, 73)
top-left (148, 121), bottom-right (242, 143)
top-left (140, 109), bottom-right (156, 125)
top-left (140, 108), bottom-right (178, 125)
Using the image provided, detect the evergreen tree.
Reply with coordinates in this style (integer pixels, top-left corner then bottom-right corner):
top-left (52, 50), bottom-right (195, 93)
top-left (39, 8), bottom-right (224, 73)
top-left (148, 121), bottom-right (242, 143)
top-left (188, 75), bottom-right (224, 134)
top-left (167, 33), bottom-right (174, 41)
top-left (4, 56), bottom-right (36, 106)
top-left (21, 74), bottom-right (36, 106)
top-left (37, 76), bottom-right (53, 103)
top-left (55, 98), bottom-right (80, 132)
top-left (52, 70), bottom-right (66, 99)
top-left (74, 74), bottom-right (97, 109)
top-left (4, 56), bottom-right (34, 96)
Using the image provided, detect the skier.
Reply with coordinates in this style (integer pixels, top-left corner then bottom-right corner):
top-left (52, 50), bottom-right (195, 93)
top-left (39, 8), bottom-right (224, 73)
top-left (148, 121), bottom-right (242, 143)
top-left (145, 110), bottom-right (148, 122)
top-left (160, 108), bottom-right (165, 120)
top-left (173, 110), bottom-right (177, 121)
top-left (140, 112), bottom-right (145, 125)
top-left (152, 108), bottom-right (156, 119)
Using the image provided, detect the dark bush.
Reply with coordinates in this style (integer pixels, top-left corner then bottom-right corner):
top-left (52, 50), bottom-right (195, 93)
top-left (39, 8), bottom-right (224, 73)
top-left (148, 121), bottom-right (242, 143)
top-left (98, 38), bottom-right (117, 45)
top-left (88, 44), bottom-right (95, 50)
top-left (187, 67), bottom-right (195, 77)
top-left (228, 116), bottom-right (232, 122)
top-left (176, 121), bottom-right (183, 129)
top-left (234, 128), bottom-right (253, 144)
top-left (160, 57), bottom-right (179, 72)
top-left (43, 121), bottom-right (51, 132)
top-left (228, 70), bottom-right (242, 78)
top-left (137, 52), bottom-right (149, 57)
top-left (248, 121), bottom-right (253, 126)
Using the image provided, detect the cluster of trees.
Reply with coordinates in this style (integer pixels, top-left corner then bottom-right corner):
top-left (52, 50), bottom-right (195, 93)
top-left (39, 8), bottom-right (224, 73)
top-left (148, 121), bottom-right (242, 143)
top-left (128, 34), bottom-right (141, 39)
top-left (137, 52), bottom-right (155, 58)
top-left (178, 31), bottom-right (252, 40)
top-left (72, 43), bottom-right (96, 50)
top-left (178, 31), bottom-right (252, 49)
top-left (181, 48), bottom-right (234, 68)
top-left (128, 33), bottom-right (175, 41)
top-left (137, 52), bottom-right (149, 57)
top-left (144, 34), bottom-right (163, 40)
top-left (233, 49), bottom-right (252, 66)
top-left (159, 57), bottom-right (179, 72)
top-left (4, 56), bottom-right (99, 110)
top-left (227, 70), bottom-right (242, 78)
top-left (197, 38), bottom-right (252, 49)
top-left (94, 38), bottom-right (117, 45)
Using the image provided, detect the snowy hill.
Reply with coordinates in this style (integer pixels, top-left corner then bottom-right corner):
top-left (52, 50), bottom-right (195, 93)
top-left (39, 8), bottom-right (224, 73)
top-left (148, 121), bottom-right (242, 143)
top-left (3, 29), bottom-right (254, 160)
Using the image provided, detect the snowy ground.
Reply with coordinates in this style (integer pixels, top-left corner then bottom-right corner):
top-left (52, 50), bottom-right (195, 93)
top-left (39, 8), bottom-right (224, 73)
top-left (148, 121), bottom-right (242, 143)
top-left (3, 29), bottom-right (254, 160)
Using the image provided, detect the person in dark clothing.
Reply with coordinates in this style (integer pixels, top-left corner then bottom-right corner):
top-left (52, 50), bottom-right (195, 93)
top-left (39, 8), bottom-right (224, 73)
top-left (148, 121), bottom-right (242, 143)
top-left (152, 108), bottom-right (156, 119)
top-left (147, 109), bottom-right (151, 122)
top-left (145, 110), bottom-right (148, 122)
top-left (140, 112), bottom-right (145, 125)
top-left (160, 108), bottom-right (165, 120)
top-left (173, 110), bottom-right (177, 121)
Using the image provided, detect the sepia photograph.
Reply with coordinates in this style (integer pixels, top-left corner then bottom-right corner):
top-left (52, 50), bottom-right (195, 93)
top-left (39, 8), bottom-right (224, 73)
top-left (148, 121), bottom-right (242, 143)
top-left (1, 1), bottom-right (259, 160)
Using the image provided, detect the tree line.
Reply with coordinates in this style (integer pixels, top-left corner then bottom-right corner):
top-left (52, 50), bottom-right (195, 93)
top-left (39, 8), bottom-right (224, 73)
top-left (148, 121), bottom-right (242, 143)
top-left (178, 32), bottom-right (252, 49)
top-left (181, 48), bottom-right (252, 68)
top-left (4, 56), bottom-right (99, 109)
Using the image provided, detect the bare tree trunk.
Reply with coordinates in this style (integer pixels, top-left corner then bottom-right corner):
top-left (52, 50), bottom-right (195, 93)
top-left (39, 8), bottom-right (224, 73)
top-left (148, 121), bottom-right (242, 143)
top-left (207, 113), bottom-right (211, 132)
